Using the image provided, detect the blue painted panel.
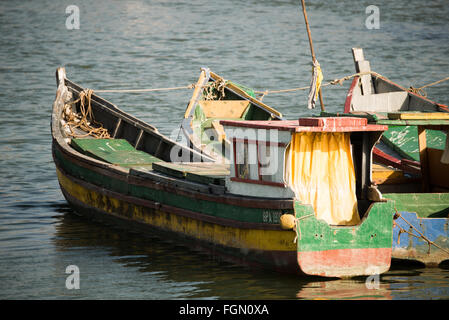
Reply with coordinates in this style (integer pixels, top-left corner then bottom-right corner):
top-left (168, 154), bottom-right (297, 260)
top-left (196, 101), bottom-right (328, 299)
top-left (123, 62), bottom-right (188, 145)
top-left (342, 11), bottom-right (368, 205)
top-left (392, 211), bottom-right (449, 265)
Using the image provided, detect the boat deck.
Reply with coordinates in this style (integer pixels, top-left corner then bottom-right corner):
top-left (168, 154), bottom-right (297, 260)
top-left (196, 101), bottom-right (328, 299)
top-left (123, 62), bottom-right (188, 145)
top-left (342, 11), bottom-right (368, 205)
top-left (70, 137), bottom-right (229, 194)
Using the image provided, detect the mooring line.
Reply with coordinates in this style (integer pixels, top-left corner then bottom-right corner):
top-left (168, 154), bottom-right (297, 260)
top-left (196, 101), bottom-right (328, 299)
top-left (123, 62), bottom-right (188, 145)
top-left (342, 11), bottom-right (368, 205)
top-left (394, 208), bottom-right (449, 256)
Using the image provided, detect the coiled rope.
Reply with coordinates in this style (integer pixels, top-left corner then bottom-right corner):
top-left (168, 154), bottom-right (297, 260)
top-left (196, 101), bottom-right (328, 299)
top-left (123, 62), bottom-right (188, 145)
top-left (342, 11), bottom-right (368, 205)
top-left (62, 89), bottom-right (110, 139)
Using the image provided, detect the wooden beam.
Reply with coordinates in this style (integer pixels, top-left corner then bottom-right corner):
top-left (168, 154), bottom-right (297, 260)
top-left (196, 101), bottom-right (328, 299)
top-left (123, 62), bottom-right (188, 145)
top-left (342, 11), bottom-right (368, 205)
top-left (184, 69), bottom-right (208, 118)
top-left (352, 48), bottom-right (373, 95)
top-left (418, 126), bottom-right (430, 192)
top-left (300, 0), bottom-right (325, 111)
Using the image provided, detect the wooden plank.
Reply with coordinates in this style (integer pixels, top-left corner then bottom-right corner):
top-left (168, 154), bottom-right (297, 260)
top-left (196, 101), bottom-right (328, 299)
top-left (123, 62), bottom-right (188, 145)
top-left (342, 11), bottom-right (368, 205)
top-left (427, 148), bottom-right (449, 189)
top-left (351, 91), bottom-right (409, 112)
top-left (71, 138), bottom-right (160, 165)
top-left (152, 162), bottom-right (186, 178)
top-left (418, 126), bottom-right (430, 192)
top-left (388, 112), bottom-right (449, 120)
top-left (152, 161), bottom-right (229, 180)
top-left (134, 129), bottom-right (144, 149)
top-left (211, 120), bottom-right (226, 142)
top-left (381, 126), bottom-right (447, 162)
top-left (352, 47), bottom-right (365, 62)
top-left (351, 48), bottom-right (373, 95)
top-left (298, 117), bottom-right (367, 127)
top-left (358, 60), bottom-right (373, 95)
top-left (371, 164), bottom-right (418, 185)
top-left (185, 172), bottom-right (226, 186)
top-left (184, 69), bottom-right (208, 118)
top-left (199, 100), bottom-right (250, 118)
top-left (72, 138), bottom-right (136, 152)
top-left (112, 118), bottom-right (122, 138)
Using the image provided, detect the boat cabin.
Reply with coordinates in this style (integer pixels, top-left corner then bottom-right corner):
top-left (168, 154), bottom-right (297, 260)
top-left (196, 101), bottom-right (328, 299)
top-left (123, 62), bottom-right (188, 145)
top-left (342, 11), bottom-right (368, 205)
top-left (220, 117), bottom-right (389, 226)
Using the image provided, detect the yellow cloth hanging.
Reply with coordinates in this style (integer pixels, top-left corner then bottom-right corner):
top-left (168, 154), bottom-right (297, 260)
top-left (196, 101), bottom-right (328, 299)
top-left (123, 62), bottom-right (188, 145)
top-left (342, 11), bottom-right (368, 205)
top-left (315, 63), bottom-right (323, 100)
top-left (285, 132), bottom-right (360, 226)
top-left (307, 61), bottom-right (324, 109)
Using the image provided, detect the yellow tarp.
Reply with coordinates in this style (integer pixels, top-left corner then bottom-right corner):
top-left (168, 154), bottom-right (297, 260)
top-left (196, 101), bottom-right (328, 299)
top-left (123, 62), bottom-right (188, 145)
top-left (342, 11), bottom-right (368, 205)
top-left (285, 132), bottom-right (360, 226)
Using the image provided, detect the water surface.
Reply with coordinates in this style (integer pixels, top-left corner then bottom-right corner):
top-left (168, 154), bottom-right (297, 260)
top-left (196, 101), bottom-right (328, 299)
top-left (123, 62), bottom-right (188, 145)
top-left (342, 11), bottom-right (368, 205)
top-left (0, 0), bottom-right (448, 299)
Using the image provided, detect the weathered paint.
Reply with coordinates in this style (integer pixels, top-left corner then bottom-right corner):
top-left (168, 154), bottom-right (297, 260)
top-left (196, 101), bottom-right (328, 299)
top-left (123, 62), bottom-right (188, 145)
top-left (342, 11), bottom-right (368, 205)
top-left (56, 167), bottom-right (296, 251)
top-left (56, 166), bottom-right (304, 273)
top-left (381, 125), bottom-right (447, 162)
top-left (54, 146), bottom-right (291, 225)
top-left (298, 248), bottom-right (391, 278)
top-left (54, 142), bottom-right (395, 277)
top-left (384, 193), bottom-right (449, 218)
top-left (294, 201), bottom-right (394, 277)
top-left (392, 211), bottom-right (449, 266)
top-left (383, 193), bottom-right (449, 266)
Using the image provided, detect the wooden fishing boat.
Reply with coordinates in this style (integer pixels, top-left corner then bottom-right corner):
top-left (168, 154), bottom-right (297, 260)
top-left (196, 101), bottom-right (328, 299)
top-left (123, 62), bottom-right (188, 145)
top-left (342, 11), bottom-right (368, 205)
top-left (51, 67), bottom-right (396, 278)
top-left (180, 68), bottom-right (284, 161)
top-left (327, 48), bottom-right (449, 266)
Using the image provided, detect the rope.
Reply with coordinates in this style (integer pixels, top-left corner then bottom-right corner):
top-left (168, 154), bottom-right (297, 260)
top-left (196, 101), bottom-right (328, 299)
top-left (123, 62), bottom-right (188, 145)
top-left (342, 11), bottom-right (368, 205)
top-left (94, 84), bottom-right (195, 93)
top-left (64, 72), bottom-right (447, 102)
top-left (409, 76), bottom-right (449, 98)
top-left (393, 208), bottom-right (449, 256)
top-left (62, 89), bottom-right (111, 139)
top-left (254, 72), bottom-right (449, 100)
top-left (418, 76), bottom-right (449, 90)
top-left (293, 214), bottom-right (314, 243)
top-left (254, 71), bottom-right (382, 99)
top-left (203, 78), bottom-right (227, 101)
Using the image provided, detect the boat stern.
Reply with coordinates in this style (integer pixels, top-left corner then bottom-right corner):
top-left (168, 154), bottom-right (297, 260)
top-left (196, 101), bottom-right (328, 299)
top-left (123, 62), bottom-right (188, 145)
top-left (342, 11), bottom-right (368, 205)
top-left (294, 199), bottom-right (394, 278)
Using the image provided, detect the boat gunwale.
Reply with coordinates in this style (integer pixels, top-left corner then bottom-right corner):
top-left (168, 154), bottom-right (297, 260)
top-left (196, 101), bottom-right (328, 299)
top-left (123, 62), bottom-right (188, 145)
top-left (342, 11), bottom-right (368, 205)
top-left (344, 74), bottom-right (448, 114)
top-left (55, 163), bottom-right (287, 231)
top-left (52, 140), bottom-right (295, 210)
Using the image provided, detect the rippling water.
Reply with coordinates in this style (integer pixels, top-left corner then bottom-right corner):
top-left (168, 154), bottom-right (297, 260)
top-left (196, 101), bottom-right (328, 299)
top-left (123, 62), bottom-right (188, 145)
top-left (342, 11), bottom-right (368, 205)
top-left (1, 0), bottom-right (448, 299)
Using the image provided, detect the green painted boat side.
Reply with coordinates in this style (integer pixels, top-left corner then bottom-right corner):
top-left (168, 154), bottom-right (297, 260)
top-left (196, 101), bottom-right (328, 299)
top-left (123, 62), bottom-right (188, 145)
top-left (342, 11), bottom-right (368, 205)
top-left (71, 138), bottom-right (161, 165)
top-left (53, 146), bottom-right (292, 225)
top-left (383, 193), bottom-right (449, 218)
top-left (381, 126), bottom-right (446, 162)
top-left (294, 201), bottom-right (394, 252)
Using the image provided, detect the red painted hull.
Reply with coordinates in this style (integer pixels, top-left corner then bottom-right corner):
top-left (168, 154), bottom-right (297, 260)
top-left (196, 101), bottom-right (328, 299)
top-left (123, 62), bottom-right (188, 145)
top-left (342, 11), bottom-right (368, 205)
top-left (298, 247), bottom-right (391, 278)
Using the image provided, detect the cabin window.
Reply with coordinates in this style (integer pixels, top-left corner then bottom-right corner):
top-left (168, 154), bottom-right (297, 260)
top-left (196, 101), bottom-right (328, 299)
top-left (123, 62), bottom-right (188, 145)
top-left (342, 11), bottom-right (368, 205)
top-left (258, 142), bottom-right (275, 182)
top-left (235, 141), bottom-right (251, 179)
top-left (232, 138), bottom-right (284, 187)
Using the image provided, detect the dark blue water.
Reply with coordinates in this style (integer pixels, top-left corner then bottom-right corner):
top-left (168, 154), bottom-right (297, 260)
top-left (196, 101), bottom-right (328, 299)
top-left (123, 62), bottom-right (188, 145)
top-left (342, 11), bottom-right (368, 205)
top-left (1, 0), bottom-right (449, 299)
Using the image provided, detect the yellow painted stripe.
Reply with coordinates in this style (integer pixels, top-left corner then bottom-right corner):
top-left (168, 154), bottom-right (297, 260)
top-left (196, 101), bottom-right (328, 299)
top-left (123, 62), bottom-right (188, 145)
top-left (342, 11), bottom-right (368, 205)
top-left (388, 112), bottom-right (449, 120)
top-left (371, 164), bottom-right (410, 185)
top-left (56, 168), bottom-right (296, 252)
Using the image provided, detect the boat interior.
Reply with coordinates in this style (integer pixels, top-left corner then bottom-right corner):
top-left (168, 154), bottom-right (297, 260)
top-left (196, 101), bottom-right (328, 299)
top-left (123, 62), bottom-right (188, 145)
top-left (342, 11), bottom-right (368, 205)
top-left (181, 68), bottom-right (284, 160)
